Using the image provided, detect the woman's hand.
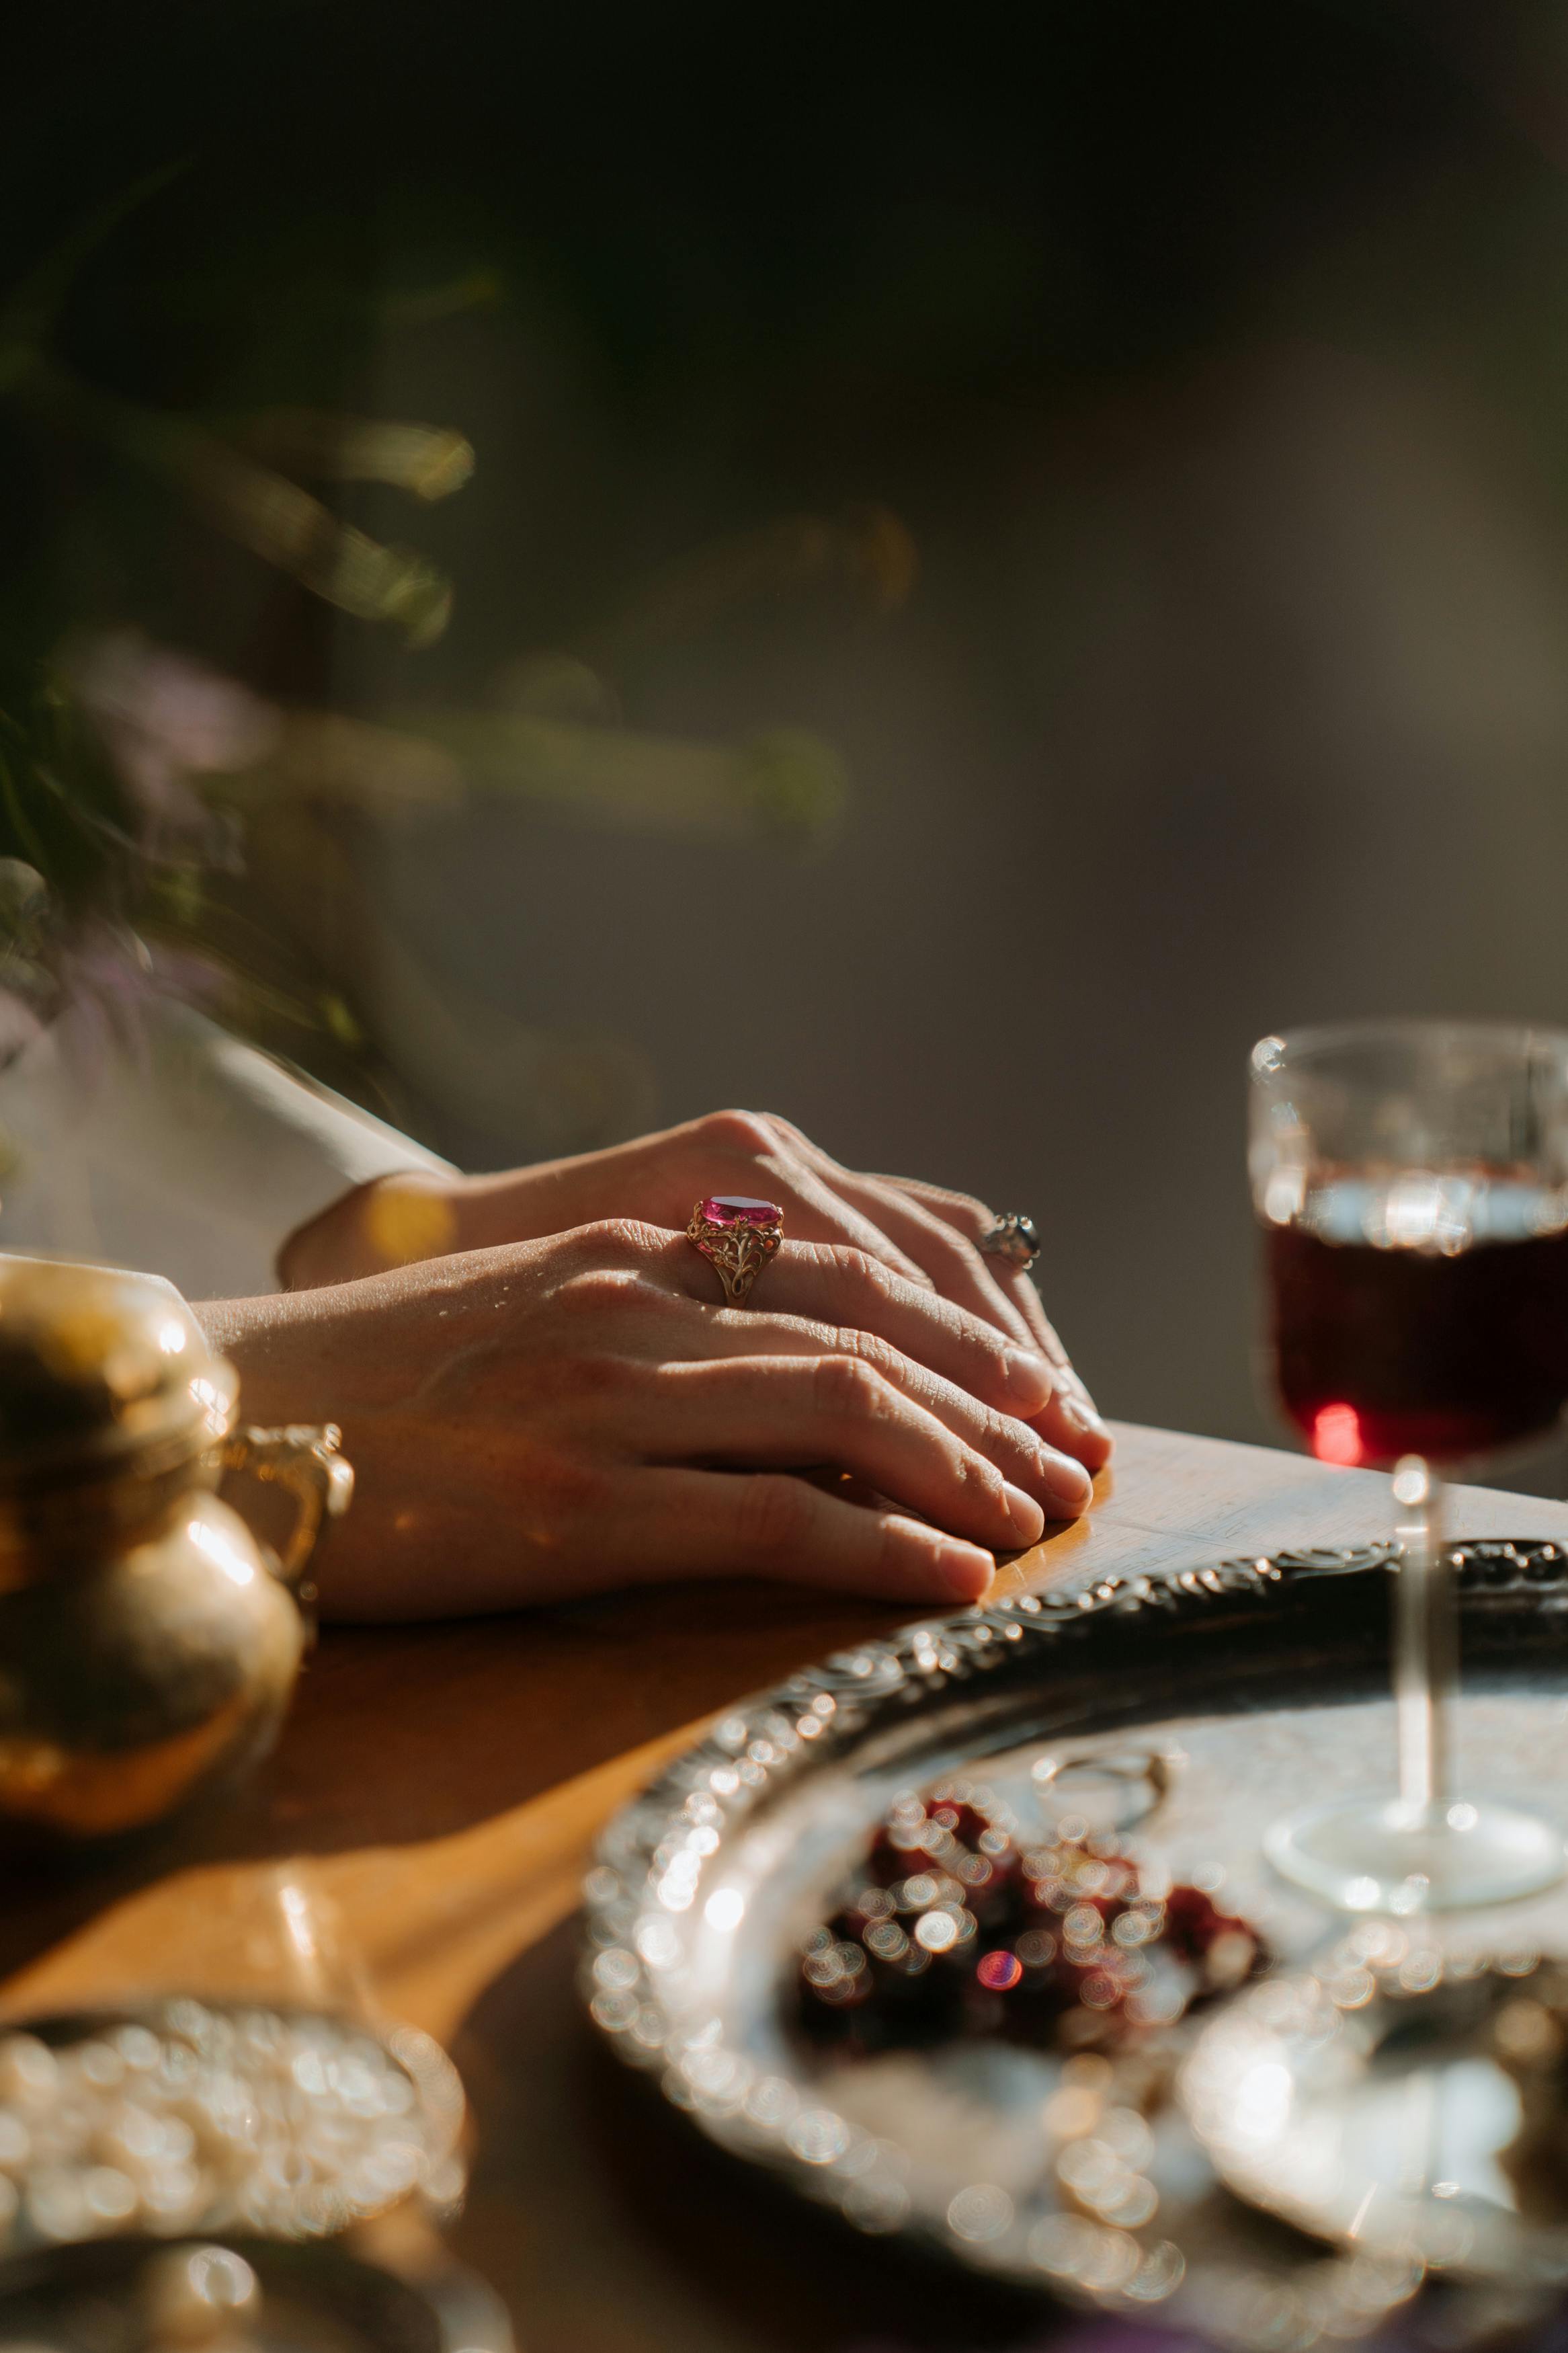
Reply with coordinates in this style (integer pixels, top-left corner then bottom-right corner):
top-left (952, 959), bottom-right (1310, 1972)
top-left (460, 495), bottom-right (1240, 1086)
top-left (279, 1109), bottom-right (1110, 1471)
top-left (205, 1218), bottom-right (1096, 1620)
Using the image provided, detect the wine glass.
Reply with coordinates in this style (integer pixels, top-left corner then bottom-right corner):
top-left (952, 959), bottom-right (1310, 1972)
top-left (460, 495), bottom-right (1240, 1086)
top-left (1248, 1019), bottom-right (1568, 1911)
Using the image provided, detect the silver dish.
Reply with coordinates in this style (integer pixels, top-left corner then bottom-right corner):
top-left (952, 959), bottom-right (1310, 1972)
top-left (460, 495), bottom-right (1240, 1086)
top-left (583, 1539), bottom-right (1568, 2340)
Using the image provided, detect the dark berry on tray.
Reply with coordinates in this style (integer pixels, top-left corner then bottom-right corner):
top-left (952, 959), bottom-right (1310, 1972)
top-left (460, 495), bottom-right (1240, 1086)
top-left (796, 1776), bottom-right (1266, 2057)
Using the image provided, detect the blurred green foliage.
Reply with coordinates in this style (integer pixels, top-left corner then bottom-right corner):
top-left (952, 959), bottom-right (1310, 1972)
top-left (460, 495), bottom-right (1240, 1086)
top-left (0, 151), bottom-right (874, 1135)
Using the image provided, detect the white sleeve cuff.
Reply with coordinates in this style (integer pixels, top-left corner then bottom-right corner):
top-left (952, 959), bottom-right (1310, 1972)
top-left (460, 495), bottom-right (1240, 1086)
top-left (0, 996), bottom-right (455, 1302)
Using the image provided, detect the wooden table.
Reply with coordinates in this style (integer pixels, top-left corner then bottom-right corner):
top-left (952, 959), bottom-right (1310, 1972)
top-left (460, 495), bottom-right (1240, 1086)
top-left (7, 1423), bottom-right (1568, 2352)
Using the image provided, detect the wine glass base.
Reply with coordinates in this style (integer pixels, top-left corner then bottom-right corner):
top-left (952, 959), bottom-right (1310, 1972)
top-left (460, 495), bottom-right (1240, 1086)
top-left (1264, 1795), bottom-right (1565, 1913)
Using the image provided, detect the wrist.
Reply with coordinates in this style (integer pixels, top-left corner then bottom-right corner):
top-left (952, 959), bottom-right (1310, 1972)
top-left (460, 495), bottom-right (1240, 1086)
top-left (442, 1154), bottom-right (627, 1252)
top-left (277, 1172), bottom-right (467, 1289)
top-left (197, 1290), bottom-right (323, 1425)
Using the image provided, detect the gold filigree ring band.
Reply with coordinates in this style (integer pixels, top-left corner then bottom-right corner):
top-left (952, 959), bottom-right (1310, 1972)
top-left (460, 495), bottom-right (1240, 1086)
top-left (686, 1195), bottom-right (784, 1306)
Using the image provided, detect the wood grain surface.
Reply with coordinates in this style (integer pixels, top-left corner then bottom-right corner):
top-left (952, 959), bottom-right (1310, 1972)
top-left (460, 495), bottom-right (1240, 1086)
top-left (6, 1423), bottom-right (1568, 2352)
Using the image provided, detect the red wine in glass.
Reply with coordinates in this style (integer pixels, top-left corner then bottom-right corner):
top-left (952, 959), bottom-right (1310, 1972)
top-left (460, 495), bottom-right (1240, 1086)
top-left (1268, 1174), bottom-right (1568, 1470)
top-left (1251, 1024), bottom-right (1568, 1913)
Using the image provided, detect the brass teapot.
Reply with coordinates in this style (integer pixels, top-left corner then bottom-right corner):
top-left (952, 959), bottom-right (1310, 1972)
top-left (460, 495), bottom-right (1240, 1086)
top-left (0, 1256), bottom-right (350, 1848)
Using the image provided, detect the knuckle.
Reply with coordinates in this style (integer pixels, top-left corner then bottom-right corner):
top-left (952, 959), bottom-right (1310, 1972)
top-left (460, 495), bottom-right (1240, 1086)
top-left (519, 1441), bottom-right (611, 1524)
top-left (579, 1215), bottom-right (673, 1265)
top-left (916, 1187), bottom-right (992, 1244)
top-left (698, 1107), bottom-right (778, 1159)
top-left (986, 1404), bottom-right (1026, 1457)
top-left (953, 1441), bottom-right (1003, 1503)
top-left (813, 1351), bottom-right (886, 1421)
top-left (843, 1328), bottom-right (900, 1384)
top-left (825, 1242), bottom-right (889, 1296)
top-left (734, 1471), bottom-right (813, 1563)
top-left (873, 1511), bottom-right (915, 1582)
top-left (557, 1266), bottom-right (633, 1320)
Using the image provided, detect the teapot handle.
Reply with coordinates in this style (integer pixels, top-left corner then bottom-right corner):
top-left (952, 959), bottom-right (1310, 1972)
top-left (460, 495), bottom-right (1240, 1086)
top-left (218, 1424), bottom-right (355, 1623)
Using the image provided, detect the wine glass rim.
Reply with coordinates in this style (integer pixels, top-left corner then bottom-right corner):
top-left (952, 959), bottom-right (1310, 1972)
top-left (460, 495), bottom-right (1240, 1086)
top-left (1252, 1016), bottom-right (1568, 1073)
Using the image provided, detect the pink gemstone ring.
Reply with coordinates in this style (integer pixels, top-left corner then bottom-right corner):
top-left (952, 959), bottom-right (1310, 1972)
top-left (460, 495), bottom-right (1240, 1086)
top-left (686, 1195), bottom-right (784, 1306)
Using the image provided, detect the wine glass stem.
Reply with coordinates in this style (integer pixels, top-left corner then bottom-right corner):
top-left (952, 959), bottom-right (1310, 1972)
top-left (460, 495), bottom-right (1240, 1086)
top-left (1393, 1456), bottom-right (1454, 1814)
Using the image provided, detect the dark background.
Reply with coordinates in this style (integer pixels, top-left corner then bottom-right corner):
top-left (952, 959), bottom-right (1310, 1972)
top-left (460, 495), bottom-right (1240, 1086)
top-left (8, 1), bottom-right (1568, 1454)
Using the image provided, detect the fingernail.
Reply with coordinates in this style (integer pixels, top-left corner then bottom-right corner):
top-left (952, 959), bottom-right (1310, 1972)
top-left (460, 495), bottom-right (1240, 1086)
top-left (1034, 1447), bottom-right (1095, 1509)
top-left (1003, 1347), bottom-right (1055, 1410)
top-left (1003, 1482), bottom-right (1046, 1543)
top-left (934, 1540), bottom-right (993, 1601)
top-left (1059, 1392), bottom-right (1108, 1439)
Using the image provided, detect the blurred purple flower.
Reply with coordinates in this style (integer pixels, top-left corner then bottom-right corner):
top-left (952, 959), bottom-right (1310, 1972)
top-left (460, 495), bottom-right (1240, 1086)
top-left (0, 986), bottom-right (43, 1067)
top-left (67, 629), bottom-right (279, 856)
top-left (44, 922), bottom-right (222, 1081)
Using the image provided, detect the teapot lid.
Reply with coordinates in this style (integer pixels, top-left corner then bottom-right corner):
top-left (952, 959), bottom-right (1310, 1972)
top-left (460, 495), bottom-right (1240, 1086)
top-left (0, 1256), bottom-right (238, 1486)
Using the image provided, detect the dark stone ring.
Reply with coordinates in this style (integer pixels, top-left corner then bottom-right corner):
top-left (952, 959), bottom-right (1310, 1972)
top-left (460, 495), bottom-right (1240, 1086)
top-left (979, 1211), bottom-right (1040, 1271)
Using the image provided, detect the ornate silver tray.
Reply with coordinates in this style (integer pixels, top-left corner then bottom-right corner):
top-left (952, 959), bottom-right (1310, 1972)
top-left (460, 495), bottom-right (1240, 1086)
top-left (581, 1540), bottom-right (1568, 2344)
